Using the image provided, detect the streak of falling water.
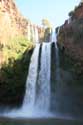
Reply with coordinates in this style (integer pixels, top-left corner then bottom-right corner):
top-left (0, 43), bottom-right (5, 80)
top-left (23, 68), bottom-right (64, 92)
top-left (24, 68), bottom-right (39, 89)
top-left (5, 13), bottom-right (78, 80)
top-left (23, 44), bottom-right (40, 108)
top-left (36, 42), bottom-right (51, 110)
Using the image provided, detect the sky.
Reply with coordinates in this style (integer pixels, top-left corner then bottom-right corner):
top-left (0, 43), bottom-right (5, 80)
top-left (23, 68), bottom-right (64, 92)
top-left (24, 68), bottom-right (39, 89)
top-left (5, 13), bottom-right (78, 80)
top-left (15, 0), bottom-right (80, 27)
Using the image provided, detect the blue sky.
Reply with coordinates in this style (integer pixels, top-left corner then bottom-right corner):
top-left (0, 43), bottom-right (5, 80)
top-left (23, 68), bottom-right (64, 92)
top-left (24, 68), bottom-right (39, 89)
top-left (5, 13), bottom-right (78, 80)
top-left (15, 0), bottom-right (80, 27)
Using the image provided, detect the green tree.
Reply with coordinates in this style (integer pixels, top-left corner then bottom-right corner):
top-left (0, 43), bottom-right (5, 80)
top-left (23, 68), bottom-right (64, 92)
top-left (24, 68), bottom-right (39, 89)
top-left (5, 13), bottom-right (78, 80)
top-left (42, 19), bottom-right (52, 28)
top-left (42, 19), bottom-right (52, 42)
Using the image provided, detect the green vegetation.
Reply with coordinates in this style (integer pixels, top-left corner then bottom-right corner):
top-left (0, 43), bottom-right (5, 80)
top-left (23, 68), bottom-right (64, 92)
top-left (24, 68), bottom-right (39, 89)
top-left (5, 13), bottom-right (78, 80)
top-left (68, 11), bottom-right (75, 20)
top-left (42, 19), bottom-right (52, 28)
top-left (0, 36), bottom-right (34, 107)
top-left (44, 27), bottom-right (52, 42)
top-left (42, 19), bottom-right (52, 42)
top-left (2, 36), bottom-right (34, 62)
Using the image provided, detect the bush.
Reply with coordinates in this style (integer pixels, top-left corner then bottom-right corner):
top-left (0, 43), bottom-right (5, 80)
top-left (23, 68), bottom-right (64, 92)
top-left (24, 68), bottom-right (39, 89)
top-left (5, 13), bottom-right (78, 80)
top-left (0, 36), bottom-right (34, 107)
top-left (2, 36), bottom-right (34, 64)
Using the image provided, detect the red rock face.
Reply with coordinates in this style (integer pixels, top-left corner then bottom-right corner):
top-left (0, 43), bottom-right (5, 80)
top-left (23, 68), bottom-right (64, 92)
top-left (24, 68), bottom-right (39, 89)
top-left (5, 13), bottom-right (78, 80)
top-left (0, 0), bottom-right (28, 45)
top-left (57, 2), bottom-right (83, 75)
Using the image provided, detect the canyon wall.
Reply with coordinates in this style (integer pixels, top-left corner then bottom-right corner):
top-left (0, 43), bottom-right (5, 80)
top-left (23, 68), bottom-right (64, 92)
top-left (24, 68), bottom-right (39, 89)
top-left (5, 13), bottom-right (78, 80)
top-left (0, 0), bottom-right (28, 46)
top-left (57, 2), bottom-right (83, 79)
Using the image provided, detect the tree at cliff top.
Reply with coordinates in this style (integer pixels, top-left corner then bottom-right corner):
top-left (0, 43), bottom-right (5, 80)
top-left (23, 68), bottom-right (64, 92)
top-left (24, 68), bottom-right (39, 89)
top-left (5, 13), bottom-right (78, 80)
top-left (42, 19), bottom-right (52, 28)
top-left (42, 19), bottom-right (52, 42)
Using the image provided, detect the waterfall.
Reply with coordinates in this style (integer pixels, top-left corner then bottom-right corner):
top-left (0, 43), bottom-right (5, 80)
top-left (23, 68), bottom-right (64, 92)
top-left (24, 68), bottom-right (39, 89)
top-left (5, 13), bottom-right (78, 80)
top-left (23, 42), bottom-right (51, 112)
top-left (36, 42), bottom-right (51, 110)
top-left (23, 44), bottom-right (40, 108)
top-left (51, 29), bottom-right (56, 42)
top-left (27, 24), bottom-right (39, 43)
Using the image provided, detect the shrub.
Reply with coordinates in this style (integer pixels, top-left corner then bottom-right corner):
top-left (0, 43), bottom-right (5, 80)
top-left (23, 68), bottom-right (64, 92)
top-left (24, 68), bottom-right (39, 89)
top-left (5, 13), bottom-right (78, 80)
top-left (0, 36), bottom-right (34, 107)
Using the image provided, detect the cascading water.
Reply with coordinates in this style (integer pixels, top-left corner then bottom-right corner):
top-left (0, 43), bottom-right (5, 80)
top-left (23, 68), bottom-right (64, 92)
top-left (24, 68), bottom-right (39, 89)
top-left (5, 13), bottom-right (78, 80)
top-left (36, 42), bottom-right (51, 110)
top-left (23, 44), bottom-right (40, 108)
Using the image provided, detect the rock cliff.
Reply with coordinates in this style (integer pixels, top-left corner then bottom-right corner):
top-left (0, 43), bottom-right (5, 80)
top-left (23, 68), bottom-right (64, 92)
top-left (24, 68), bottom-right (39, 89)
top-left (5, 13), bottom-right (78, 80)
top-left (0, 0), bottom-right (28, 46)
top-left (57, 2), bottom-right (83, 79)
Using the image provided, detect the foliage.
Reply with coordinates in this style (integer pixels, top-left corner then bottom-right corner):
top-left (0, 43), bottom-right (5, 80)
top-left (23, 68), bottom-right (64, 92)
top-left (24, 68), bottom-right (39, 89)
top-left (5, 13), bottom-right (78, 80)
top-left (1, 36), bottom-right (34, 64)
top-left (41, 19), bottom-right (52, 42)
top-left (44, 27), bottom-right (52, 42)
top-left (68, 10), bottom-right (76, 21)
top-left (68, 11), bottom-right (74, 17)
top-left (0, 36), bottom-right (34, 106)
top-left (42, 19), bottom-right (52, 28)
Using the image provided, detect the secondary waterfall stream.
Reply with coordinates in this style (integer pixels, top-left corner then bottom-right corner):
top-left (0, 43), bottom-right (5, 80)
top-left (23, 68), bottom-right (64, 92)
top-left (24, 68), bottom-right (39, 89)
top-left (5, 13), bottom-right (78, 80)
top-left (23, 44), bottom-right (40, 108)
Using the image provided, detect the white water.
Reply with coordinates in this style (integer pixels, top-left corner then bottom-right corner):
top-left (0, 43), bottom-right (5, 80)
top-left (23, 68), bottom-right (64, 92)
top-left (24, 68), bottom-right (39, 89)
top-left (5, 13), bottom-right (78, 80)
top-left (36, 42), bottom-right (51, 110)
top-left (23, 44), bottom-right (40, 108)
top-left (27, 25), bottom-right (39, 43)
top-left (51, 29), bottom-right (56, 42)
